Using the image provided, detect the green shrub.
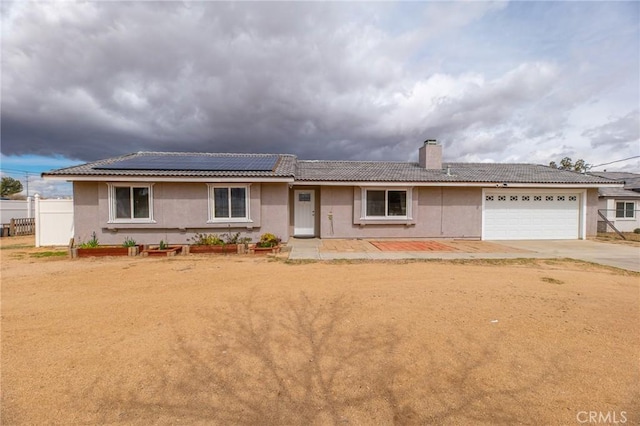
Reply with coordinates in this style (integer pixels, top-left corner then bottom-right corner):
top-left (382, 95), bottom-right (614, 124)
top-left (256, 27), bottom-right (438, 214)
top-left (223, 231), bottom-right (241, 245)
top-left (159, 240), bottom-right (168, 250)
top-left (634, 228), bottom-right (640, 234)
top-left (256, 233), bottom-right (281, 248)
top-left (79, 231), bottom-right (99, 248)
top-left (122, 236), bottom-right (137, 247)
top-left (189, 233), bottom-right (224, 246)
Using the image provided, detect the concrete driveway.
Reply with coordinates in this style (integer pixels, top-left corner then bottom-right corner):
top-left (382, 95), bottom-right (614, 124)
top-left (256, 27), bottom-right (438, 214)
top-left (497, 240), bottom-right (640, 272)
top-left (288, 238), bottom-right (640, 272)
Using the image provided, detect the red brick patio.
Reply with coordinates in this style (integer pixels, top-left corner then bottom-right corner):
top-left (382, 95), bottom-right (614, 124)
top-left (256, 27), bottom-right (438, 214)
top-left (370, 241), bottom-right (457, 251)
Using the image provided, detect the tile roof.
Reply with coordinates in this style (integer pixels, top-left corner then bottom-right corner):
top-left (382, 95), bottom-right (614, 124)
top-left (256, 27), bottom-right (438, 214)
top-left (598, 187), bottom-right (640, 198)
top-left (43, 152), bottom-right (297, 178)
top-left (43, 151), bottom-right (619, 185)
top-left (588, 171), bottom-right (640, 190)
top-left (296, 161), bottom-right (616, 184)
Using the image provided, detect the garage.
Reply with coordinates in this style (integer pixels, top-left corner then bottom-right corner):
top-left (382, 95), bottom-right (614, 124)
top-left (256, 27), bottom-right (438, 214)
top-left (483, 190), bottom-right (582, 240)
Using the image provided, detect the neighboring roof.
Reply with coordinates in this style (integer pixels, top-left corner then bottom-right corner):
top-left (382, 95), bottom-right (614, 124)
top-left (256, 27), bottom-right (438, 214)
top-left (598, 187), bottom-right (640, 198)
top-left (43, 152), bottom-right (297, 179)
top-left (588, 171), bottom-right (640, 190)
top-left (296, 161), bottom-right (617, 184)
top-left (43, 151), bottom-right (619, 186)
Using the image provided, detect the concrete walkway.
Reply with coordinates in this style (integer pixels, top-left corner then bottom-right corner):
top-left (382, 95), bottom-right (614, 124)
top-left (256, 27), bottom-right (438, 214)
top-left (498, 240), bottom-right (640, 272)
top-left (287, 238), bottom-right (640, 272)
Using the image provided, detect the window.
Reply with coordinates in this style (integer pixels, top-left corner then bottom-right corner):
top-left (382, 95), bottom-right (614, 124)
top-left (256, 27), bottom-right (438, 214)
top-left (108, 184), bottom-right (154, 222)
top-left (616, 202), bottom-right (635, 218)
top-left (363, 188), bottom-right (410, 218)
top-left (208, 185), bottom-right (250, 222)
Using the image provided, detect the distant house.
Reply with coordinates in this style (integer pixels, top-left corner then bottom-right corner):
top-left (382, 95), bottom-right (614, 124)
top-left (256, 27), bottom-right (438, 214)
top-left (42, 141), bottom-right (620, 244)
top-left (588, 171), bottom-right (640, 233)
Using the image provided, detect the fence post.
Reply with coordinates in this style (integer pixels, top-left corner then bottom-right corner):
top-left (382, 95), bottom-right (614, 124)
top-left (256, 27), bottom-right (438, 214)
top-left (9, 219), bottom-right (15, 236)
top-left (27, 196), bottom-right (33, 218)
top-left (35, 194), bottom-right (41, 247)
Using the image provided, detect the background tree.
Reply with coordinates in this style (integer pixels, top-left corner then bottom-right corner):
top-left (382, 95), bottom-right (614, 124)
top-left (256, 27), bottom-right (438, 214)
top-left (1, 177), bottom-right (24, 197)
top-left (549, 157), bottom-right (590, 173)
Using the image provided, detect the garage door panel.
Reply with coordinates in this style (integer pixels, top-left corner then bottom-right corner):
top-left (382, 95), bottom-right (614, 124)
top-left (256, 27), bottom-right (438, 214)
top-left (484, 192), bottom-right (580, 240)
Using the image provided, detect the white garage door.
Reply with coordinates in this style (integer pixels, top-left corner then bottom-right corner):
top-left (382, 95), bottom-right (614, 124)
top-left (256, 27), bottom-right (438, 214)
top-left (484, 191), bottom-right (581, 240)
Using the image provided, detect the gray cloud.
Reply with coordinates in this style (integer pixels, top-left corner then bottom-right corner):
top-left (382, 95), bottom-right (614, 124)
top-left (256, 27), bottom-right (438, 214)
top-left (2, 1), bottom-right (638, 167)
top-left (583, 110), bottom-right (640, 150)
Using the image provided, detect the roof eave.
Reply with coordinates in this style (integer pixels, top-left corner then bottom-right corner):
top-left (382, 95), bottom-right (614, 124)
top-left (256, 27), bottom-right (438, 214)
top-left (292, 181), bottom-right (621, 188)
top-left (41, 175), bottom-right (295, 183)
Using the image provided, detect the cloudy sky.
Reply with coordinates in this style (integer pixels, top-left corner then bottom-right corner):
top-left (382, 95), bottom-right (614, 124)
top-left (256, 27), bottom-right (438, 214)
top-left (1, 1), bottom-right (639, 196)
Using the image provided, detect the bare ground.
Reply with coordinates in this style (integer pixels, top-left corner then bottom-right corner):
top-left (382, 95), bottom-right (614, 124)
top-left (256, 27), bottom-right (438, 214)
top-left (1, 237), bottom-right (639, 425)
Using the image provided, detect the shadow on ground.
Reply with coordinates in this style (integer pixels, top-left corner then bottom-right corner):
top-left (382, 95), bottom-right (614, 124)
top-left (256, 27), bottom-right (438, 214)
top-left (92, 292), bottom-right (567, 424)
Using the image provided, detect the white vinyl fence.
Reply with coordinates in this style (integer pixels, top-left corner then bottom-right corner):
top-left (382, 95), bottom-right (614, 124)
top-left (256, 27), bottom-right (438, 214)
top-left (0, 197), bottom-right (34, 224)
top-left (35, 195), bottom-right (74, 247)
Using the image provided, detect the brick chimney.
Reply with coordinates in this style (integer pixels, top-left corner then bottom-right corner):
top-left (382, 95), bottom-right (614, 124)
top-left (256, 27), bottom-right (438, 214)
top-left (418, 139), bottom-right (442, 169)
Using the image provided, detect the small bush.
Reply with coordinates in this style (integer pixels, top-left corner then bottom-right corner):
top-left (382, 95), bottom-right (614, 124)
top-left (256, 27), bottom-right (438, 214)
top-left (122, 237), bottom-right (137, 247)
top-left (159, 240), bottom-right (168, 250)
top-left (222, 231), bottom-right (241, 245)
top-left (256, 233), bottom-right (281, 248)
top-left (79, 232), bottom-right (99, 248)
top-left (634, 228), bottom-right (640, 234)
top-left (189, 233), bottom-right (224, 246)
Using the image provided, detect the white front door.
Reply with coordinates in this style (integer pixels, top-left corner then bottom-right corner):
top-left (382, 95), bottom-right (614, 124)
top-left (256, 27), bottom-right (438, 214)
top-left (294, 190), bottom-right (315, 237)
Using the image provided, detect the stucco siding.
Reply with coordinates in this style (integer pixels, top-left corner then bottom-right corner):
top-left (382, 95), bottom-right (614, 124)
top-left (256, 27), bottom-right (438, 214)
top-left (73, 181), bottom-right (288, 245)
top-left (585, 188), bottom-right (599, 237)
top-left (440, 187), bottom-right (483, 238)
top-left (597, 194), bottom-right (640, 233)
top-left (73, 182), bottom-right (100, 243)
top-left (319, 186), bottom-right (482, 238)
top-left (259, 183), bottom-right (290, 242)
top-left (74, 180), bottom-right (602, 244)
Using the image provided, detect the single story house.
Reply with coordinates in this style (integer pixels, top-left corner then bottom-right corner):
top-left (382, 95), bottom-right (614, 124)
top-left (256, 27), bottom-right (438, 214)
top-left (42, 141), bottom-right (620, 245)
top-left (588, 171), bottom-right (640, 233)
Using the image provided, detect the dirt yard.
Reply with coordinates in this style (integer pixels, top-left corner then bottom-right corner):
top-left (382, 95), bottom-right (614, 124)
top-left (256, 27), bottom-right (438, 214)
top-left (1, 237), bottom-right (638, 425)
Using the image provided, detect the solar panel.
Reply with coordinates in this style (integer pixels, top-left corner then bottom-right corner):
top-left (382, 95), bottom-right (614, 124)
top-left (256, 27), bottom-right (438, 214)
top-left (95, 155), bottom-right (279, 172)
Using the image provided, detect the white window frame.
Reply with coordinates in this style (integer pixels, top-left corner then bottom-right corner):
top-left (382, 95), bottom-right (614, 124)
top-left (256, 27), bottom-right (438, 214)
top-left (207, 184), bottom-right (252, 223)
top-left (361, 187), bottom-right (412, 220)
top-left (107, 183), bottom-right (155, 223)
top-left (615, 201), bottom-right (635, 219)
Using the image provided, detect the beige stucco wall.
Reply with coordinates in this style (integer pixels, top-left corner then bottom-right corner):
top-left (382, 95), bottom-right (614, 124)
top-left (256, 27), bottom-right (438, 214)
top-left (73, 181), bottom-right (289, 245)
top-left (585, 188), bottom-right (599, 237)
top-left (257, 183), bottom-right (290, 241)
top-left (318, 186), bottom-right (482, 239)
top-left (594, 191), bottom-right (640, 233)
top-left (73, 182), bottom-right (100, 243)
top-left (73, 181), bottom-right (602, 244)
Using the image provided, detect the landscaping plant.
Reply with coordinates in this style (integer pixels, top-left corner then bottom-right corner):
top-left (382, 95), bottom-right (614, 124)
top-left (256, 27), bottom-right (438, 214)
top-left (122, 237), bottom-right (137, 247)
top-left (79, 232), bottom-right (99, 248)
top-left (189, 233), bottom-right (224, 246)
top-left (256, 233), bottom-right (281, 248)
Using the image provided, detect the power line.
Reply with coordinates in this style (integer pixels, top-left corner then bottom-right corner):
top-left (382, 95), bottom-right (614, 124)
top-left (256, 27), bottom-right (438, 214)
top-left (0, 169), bottom-right (36, 196)
top-left (591, 155), bottom-right (640, 168)
top-left (0, 167), bottom-right (34, 173)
